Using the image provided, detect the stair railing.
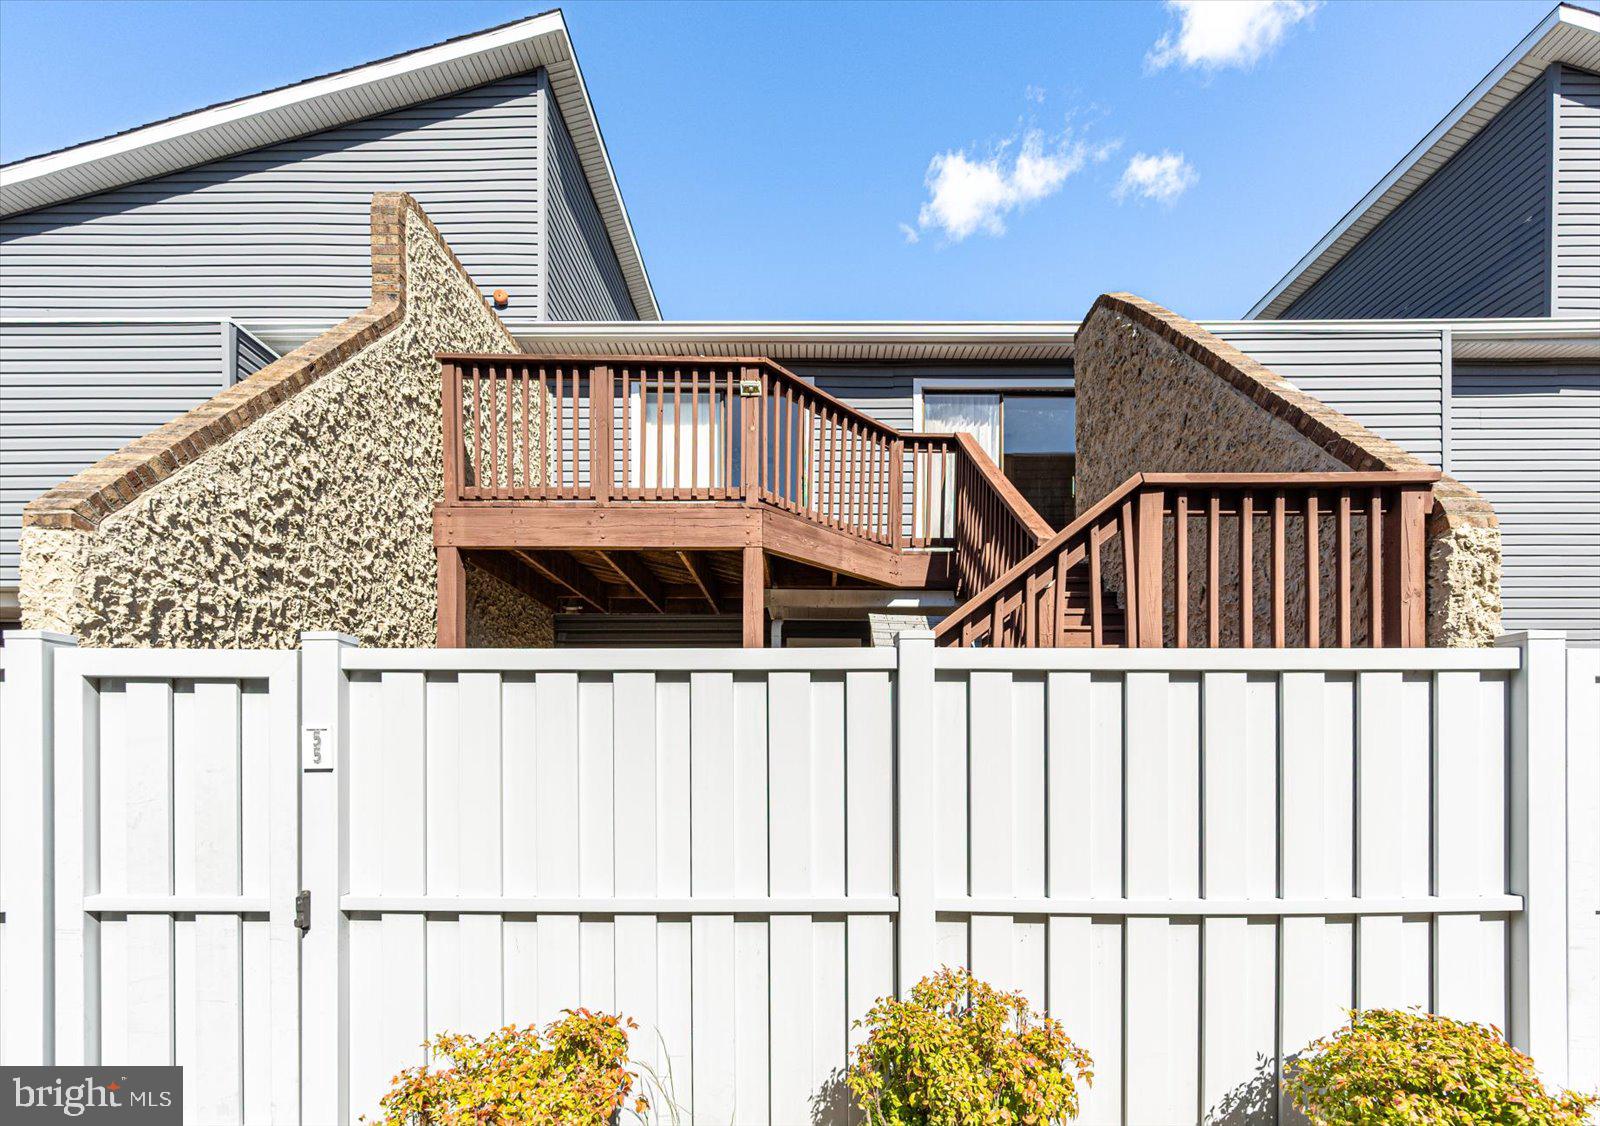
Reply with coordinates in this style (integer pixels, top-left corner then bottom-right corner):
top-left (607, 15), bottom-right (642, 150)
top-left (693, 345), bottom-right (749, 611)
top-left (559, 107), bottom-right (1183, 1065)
top-left (935, 471), bottom-right (1441, 649)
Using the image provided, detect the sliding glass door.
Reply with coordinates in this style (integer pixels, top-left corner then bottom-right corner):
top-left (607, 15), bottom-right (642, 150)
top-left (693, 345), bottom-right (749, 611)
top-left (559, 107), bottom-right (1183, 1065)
top-left (923, 390), bottom-right (1075, 528)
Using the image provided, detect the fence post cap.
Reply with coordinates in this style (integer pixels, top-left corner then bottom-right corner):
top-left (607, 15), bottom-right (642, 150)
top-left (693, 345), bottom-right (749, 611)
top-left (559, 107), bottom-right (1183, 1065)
top-left (895, 628), bottom-right (936, 647)
top-left (0, 630), bottom-right (77, 646)
top-left (300, 631), bottom-right (359, 646)
top-left (1494, 629), bottom-right (1568, 646)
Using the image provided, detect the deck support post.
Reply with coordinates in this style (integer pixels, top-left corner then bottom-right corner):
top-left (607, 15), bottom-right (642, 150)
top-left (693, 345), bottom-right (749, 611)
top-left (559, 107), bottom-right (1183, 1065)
top-left (436, 545), bottom-right (466, 648)
top-left (742, 545), bottom-right (764, 648)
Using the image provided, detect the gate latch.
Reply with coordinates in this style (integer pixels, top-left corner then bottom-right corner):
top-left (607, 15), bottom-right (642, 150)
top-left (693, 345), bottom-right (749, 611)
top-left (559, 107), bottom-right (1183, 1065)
top-left (294, 890), bottom-right (311, 933)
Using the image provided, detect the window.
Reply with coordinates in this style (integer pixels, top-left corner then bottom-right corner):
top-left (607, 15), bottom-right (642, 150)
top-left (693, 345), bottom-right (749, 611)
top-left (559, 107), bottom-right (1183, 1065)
top-left (922, 390), bottom-right (1075, 527)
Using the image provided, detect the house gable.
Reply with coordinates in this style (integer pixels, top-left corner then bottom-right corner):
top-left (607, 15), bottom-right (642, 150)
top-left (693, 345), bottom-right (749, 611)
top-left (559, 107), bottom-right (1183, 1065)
top-left (0, 72), bottom-right (550, 323)
top-left (1281, 67), bottom-right (1555, 320)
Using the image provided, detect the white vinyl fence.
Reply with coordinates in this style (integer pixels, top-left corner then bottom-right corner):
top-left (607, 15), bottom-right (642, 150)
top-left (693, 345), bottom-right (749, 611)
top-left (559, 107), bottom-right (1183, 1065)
top-left (1, 630), bottom-right (1595, 1125)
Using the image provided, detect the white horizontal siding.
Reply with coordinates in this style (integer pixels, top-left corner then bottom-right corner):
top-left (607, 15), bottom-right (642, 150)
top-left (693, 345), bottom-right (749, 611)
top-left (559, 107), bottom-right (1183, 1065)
top-left (1454, 363), bottom-right (1600, 644)
top-left (0, 72), bottom-right (545, 322)
top-left (1555, 65), bottom-right (1600, 315)
top-left (0, 321), bottom-right (226, 587)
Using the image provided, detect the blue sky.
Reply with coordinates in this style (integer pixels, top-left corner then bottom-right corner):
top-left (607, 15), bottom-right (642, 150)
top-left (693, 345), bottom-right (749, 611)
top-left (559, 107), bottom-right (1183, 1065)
top-left (0, 0), bottom-right (1555, 320)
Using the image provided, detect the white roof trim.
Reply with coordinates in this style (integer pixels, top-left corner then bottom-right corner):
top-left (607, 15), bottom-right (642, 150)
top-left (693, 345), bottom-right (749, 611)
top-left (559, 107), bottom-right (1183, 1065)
top-left (497, 315), bottom-right (1598, 363)
top-left (1248, 3), bottom-right (1600, 319)
top-left (235, 314), bottom-right (1595, 363)
top-left (0, 10), bottom-right (659, 320)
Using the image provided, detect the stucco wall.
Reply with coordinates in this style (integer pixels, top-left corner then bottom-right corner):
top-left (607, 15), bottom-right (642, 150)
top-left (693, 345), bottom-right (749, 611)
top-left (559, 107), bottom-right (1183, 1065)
top-left (1074, 294), bottom-right (1500, 647)
top-left (19, 195), bottom-right (553, 647)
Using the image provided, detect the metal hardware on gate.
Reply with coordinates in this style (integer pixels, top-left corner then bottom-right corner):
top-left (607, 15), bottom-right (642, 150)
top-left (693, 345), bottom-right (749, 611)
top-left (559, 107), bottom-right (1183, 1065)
top-left (738, 379), bottom-right (761, 397)
top-left (294, 890), bottom-right (311, 932)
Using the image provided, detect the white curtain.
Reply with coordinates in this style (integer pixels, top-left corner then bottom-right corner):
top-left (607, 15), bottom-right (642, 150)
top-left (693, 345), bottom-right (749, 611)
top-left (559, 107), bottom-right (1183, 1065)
top-left (632, 387), bottom-right (723, 489)
top-left (920, 394), bottom-right (1001, 538)
top-left (922, 394), bottom-right (1002, 461)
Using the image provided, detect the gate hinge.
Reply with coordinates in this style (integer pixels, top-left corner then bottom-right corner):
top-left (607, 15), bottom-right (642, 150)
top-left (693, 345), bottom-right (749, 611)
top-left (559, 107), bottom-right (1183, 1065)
top-left (294, 890), bottom-right (311, 932)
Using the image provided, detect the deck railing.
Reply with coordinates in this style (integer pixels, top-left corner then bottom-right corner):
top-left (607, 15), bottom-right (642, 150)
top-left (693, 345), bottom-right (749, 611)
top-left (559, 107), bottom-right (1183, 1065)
top-left (441, 354), bottom-right (1051, 567)
top-left (935, 471), bottom-right (1440, 649)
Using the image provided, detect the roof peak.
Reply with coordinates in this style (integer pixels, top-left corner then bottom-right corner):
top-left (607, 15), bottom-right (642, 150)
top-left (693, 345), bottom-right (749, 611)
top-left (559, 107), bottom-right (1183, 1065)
top-left (0, 9), bottom-right (659, 319)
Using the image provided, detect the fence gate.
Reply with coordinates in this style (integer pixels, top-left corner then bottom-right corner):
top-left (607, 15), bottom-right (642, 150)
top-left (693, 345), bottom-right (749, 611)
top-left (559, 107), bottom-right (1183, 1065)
top-left (51, 647), bottom-right (301, 1124)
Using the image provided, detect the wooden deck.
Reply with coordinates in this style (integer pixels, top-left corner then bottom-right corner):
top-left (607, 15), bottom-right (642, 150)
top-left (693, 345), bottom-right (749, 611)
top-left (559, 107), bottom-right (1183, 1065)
top-left (434, 354), bottom-right (1046, 646)
top-left (435, 354), bottom-right (1441, 649)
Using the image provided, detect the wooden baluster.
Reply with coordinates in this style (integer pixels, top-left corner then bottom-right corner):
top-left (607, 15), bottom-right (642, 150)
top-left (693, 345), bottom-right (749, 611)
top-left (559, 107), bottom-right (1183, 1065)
top-left (1119, 498), bottom-right (1140, 646)
top-left (1135, 488), bottom-right (1164, 647)
top-left (738, 367), bottom-right (761, 504)
top-left (519, 365), bottom-right (531, 496)
top-left (492, 364), bottom-right (505, 498)
top-left (1306, 492), bottom-right (1320, 648)
top-left (1175, 491), bottom-right (1188, 648)
top-left (990, 593), bottom-right (1006, 650)
top-left (1089, 523), bottom-right (1105, 647)
top-left (1207, 491), bottom-right (1220, 647)
top-left (441, 362), bottom-right (460, 503)
top-left (670, 368), bottom-right (682, 499)
top-left (1271, 490), bottom-right (1286, 647)
top-left (853, 422), bottom-right (866, 534)
top-left (890, 439), bottom-right (905, 550)
top-left (1239, 492), bottom-right (1254, 649)
top-left (795, 390), bottom-right (806, 510)
top-left (691, 369), bottom-right (701, 498)
top-left (553, 364), bottom-right (564, 496)
top-left (1054, 551), bottom-right (1071, 646)
top-left (591, 365), bottom-right (613, 504)
top-left (1337, 489), bottom-right (1352, 647)
top-left (1369, 488), bottom-right (1384, 648)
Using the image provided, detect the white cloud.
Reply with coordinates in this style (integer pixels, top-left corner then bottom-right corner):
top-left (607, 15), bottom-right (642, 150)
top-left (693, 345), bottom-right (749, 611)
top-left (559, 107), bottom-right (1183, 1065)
top-left (898, 222), bottom-right (920, 245)
top-left (1147, 0), bottom-right (1319, 71)
top-left (912, 129), bottom-right (1089, 242)
top-left (1114, 151), bottom-right (1198, 205)
top-left (1024, 84), bottom-right (1047, 104)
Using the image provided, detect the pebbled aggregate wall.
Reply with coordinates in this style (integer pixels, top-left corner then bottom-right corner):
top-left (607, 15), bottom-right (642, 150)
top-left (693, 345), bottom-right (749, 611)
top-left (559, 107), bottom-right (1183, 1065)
top-left (1074, 294), bottom-right (1499, 647)
top-left (20, 194), bottom-right (553, 647)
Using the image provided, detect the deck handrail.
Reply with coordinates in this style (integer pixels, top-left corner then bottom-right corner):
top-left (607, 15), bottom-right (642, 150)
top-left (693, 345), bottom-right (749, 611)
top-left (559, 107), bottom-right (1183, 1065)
top-left (440, 353), bottom-right (1053, 567)
top-left (935, 470), bottom-right (1441, 649)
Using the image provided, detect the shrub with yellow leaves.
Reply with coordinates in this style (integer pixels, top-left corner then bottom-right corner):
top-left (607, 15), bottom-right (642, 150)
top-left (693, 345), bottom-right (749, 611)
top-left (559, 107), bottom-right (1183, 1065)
top-left (846, 966), bottom-right (1093, 1125)
top-left (1283, 1008), bottom-right (1595, 1125)
top-left (370, 1008), bottom-right (648, 1125)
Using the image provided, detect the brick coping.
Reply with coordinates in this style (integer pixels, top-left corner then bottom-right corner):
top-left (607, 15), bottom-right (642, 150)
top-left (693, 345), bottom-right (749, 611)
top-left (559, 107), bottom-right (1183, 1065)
top-left (1091, 293), bottom-right (1496, 531)
top-left (23, 192), bottom-right (517, 532)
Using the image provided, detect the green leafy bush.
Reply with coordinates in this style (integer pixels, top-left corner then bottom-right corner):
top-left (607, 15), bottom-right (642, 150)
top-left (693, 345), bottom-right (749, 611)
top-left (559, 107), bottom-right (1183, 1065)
top-left (370, 1008), bottom-right (648, 1125)
top-left (1283, 1008), bottom-right (1595, 1125)
top-left (846, 966), bottom-right (1093, 1125)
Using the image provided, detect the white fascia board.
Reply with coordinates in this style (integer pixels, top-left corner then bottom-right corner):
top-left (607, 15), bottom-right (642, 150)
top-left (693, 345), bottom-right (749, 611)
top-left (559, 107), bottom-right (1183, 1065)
top-left (0, 11), bottom-right (659, 321)
top-left (0, 12), bottom-right (566, 195)
top-left (1247, 4), bottom-right (1600, 319)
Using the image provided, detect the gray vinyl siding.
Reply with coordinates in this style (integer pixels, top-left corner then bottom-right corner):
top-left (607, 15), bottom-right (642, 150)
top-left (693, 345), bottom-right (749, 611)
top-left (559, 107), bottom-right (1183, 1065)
top-left (1452, 363), bottom-right (1600, 644)
top-left (785, 363), bottom-right (1073, 431)
top-left (0, 321), bottom-right (229, 587)
top-left (792, 338), bottom-right (1443, 468)
top-left (234, 326), bottom-right (278, 381)
top-left (0, 71), bottom-right (546, 321)
top-left (1283, 70), bottom-right (1554, 320)
top-left (543, 91), bottom-right (636, 321)
top-left (1215, 328), bottom-right (1447, 466)
top-left (1554, 66), bottom-right (1600, 315)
